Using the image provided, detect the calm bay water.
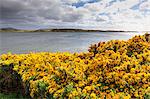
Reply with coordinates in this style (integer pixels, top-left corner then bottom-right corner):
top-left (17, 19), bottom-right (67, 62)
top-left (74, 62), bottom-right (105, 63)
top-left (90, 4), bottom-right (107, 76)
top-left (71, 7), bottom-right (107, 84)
top-left (0, 32), bottom-right (145, 54)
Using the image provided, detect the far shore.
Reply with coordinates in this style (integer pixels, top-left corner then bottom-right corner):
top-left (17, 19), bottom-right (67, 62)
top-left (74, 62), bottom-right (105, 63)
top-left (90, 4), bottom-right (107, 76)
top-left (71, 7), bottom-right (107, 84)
top-left (0, 28), bottom-right (139, 33)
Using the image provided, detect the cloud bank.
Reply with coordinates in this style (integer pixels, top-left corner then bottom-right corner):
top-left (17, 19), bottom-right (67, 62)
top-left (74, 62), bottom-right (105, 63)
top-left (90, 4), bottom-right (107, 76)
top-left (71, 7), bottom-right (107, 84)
top-left (1, 0), bottom-right (150, 31)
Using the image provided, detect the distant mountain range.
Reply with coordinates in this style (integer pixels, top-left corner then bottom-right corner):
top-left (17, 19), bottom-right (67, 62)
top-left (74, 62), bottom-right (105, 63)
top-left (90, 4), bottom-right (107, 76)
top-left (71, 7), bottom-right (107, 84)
top-left (0, 27), bottom-right (134, 32)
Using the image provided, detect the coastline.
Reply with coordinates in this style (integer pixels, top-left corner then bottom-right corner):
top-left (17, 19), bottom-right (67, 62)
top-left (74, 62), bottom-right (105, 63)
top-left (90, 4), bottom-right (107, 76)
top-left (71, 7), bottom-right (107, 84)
top-left (0, 28), bottom-right (137, 33)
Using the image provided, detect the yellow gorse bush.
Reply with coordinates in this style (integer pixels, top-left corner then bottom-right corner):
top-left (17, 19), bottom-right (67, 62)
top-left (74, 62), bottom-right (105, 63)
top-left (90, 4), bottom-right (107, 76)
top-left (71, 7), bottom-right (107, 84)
top-left (0, 33), bottom-right (150, 99)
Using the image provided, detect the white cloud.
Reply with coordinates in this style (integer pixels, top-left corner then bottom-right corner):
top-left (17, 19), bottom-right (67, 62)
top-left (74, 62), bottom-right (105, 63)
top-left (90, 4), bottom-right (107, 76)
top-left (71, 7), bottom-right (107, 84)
top-left (62, 0), bottom-right (79, 4)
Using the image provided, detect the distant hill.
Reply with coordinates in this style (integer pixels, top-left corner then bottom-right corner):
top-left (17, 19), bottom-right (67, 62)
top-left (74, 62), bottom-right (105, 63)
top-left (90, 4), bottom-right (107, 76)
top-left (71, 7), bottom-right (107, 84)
top-left (0, 28), bottom-right (25, 32)
top-left (0, 27), bottom-right (19, 31)
top-left (0, 27), bottom-right (130, 32)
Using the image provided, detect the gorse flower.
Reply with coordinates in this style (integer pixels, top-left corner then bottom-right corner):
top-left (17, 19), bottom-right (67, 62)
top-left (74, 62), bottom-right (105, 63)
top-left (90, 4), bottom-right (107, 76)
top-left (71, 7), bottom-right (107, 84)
top-left (0, 33), bottom-right (150, 98)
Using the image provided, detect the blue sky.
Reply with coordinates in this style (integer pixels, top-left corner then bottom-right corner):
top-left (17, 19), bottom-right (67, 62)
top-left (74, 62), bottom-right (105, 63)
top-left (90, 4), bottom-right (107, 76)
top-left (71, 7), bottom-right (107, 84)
top-left (1, 0), bottom-right (150, 31)
top-left (72, 0), bottom-right (100, 8)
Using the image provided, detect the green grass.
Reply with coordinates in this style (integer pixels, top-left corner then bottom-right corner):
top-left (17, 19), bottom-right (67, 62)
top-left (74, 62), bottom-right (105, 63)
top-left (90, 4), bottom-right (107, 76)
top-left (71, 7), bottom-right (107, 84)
top-left (0, 93), bottom-right (29, 99)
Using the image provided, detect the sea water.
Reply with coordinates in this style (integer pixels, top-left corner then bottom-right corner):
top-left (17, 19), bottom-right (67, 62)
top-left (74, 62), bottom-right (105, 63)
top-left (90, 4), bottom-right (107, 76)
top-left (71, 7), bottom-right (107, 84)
top-left (0, 32), bottom-right (145, 54)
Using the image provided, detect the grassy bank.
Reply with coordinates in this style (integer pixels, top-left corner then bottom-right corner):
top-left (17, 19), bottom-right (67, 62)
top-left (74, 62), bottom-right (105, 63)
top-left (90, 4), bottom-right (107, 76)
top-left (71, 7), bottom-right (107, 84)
top-left (0, 93), bottom-right (27, 99)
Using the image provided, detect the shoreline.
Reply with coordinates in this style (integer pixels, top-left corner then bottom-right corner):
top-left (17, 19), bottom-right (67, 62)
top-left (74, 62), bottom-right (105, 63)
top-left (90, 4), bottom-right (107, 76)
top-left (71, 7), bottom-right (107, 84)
top-left (0, 28), bottom-right (139, 33)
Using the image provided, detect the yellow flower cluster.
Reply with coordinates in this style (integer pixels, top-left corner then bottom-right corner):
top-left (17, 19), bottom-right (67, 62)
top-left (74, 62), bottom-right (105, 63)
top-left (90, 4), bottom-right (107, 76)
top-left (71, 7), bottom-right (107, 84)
top-left (0, 33), bottom-right (150, 99)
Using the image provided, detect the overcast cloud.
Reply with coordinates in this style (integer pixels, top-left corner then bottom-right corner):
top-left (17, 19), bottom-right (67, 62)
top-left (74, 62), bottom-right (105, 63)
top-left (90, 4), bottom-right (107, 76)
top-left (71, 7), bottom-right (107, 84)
top-left (0, 0), bottom-right (150, 31)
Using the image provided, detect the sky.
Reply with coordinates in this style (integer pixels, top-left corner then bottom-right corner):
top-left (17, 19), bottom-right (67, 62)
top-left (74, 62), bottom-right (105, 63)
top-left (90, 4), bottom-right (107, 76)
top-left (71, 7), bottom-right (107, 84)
top-left (0, 0), bottom-right (150, 31)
